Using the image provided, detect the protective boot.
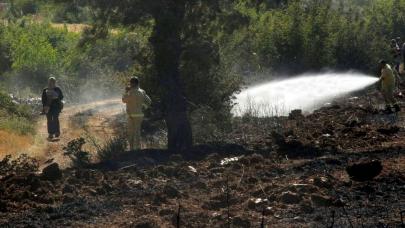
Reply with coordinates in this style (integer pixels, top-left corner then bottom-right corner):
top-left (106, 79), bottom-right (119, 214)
top-left (393, 104), bottom-right (401, 112)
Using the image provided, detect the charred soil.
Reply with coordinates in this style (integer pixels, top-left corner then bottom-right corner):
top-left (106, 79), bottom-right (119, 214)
top-left (0, 92), bottom-right (404, 227)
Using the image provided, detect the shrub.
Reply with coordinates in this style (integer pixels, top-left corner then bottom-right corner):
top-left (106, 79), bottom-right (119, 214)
top-left (63, 137), bottom-right (91, 168)
top-left (190, 106), bottom-right (232, 144)
top-left (96, 135), bottom-right (127, 162)
top-left (7, 0), bottom-right (39, 18)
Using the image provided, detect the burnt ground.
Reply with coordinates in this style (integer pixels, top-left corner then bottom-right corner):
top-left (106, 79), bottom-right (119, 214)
top-left (0, 91), bottom-right (404, 227)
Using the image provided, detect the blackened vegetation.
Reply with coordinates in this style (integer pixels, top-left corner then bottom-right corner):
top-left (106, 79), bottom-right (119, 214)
top-left (0, 93), bottom-right (404, 226)
top-left (63, 137), bottom-right (91, 168)
top-left (0, 154), bottom-right (38, 177)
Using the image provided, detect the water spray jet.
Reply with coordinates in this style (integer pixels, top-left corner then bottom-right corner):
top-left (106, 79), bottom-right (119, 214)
top-left (233, 72), bottom-right (379, 117)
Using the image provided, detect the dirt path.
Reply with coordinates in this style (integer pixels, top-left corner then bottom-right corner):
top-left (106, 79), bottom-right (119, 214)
top-left (27, 99), bottom-right (125, 168)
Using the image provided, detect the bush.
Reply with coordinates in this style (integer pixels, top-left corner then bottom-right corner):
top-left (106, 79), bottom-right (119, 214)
top-left (63, 137), bottom-right (91, 168)
top-left (190, 106), bottom-right (232, 144)
top-left (7, 0), bottom-right (39, 18)
top-left (96, 136), bottom-right (127, 162)
top-left (52, 2), bottom-right (92, 23)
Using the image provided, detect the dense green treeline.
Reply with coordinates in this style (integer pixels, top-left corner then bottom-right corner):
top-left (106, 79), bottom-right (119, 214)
top-left (225, 0), bottom-right (405, 78)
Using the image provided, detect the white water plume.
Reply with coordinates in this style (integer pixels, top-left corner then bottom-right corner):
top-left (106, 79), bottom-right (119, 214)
top-left (233, 72), bottom-right (379, 117)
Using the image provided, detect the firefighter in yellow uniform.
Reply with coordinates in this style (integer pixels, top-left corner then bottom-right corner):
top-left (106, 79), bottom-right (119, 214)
top-left (379, 60), bottom-right (400, 113)
top-left (122, 77), bottom-right (152, 150)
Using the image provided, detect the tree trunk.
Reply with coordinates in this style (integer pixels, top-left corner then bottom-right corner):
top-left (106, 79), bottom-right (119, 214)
top-left (150, 1), bottom-right (193, 152)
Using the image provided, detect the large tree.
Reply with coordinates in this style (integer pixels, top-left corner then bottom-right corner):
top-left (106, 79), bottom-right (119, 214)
top-left (67, 0), bottom-right (239, 152)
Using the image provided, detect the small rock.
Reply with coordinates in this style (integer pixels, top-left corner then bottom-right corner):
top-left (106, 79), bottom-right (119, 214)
top-left (41, 163), bottom-right (62, 181)
top-left (311, 194), bottom-right (332, 207)
top-left (220, 156), bottom-right (241, 166)
top-left (280, 191), bottom-right (302, 204)
top-left (247, 198), bottom-right (268, 210)
top-left (188, 166), bottom-right (197, 173)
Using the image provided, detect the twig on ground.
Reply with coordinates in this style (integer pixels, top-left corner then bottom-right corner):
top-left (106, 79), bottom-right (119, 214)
top-left (176, 204), bottom-right (181, 228)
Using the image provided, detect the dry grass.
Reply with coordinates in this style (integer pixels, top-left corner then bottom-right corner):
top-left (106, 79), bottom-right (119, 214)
top-left (0, 130), bottom-right (33, 157)
top-left (50, 23), bottom-right (119, 34)
top-left (50, 23), bottom-right (90, 33)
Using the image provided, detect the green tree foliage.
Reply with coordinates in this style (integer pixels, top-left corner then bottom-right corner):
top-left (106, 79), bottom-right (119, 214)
top-left (52, 0), bottom-right (92, 23)
top-left (0, 22), bottom-right (78, 90)
top-left (0, 25), bottom-right (12, 74)
top-left (227, 0), bottom-right (405, 76)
